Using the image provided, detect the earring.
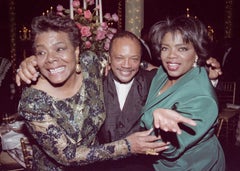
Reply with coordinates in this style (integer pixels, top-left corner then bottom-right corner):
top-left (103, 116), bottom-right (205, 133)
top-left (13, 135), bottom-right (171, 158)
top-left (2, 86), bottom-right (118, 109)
top-left (76, 63), bottom-right (81, 74)
top-left (193, 56), bottom-right (198, 67)
top-left (75, 53), bottom-right (81, 74)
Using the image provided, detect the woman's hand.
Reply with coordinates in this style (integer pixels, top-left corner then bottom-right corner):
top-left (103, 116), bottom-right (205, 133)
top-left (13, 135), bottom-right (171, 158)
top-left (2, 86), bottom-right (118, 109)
top-left (126, 129), bottom-right (169, 155)
top-left (153, 108), bottom-right (197, 135)
top-left (16, 55), bottom-right (39, 86)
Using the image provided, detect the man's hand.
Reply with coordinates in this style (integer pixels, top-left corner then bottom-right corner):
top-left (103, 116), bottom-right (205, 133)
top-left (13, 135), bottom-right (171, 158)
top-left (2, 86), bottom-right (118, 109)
top-left (126, 129), bottom-right (169, 155)
top-left (206, 57), bottom-right (222, 80)
top-left (16, 56), bottom-right (39, 86)
top-left (153, 108), bottom-right (197, 135)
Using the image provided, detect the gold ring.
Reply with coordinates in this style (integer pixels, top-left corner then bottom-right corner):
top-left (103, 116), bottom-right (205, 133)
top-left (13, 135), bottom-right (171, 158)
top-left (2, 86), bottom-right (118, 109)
top-left (146, 149), bottom-right (158, 156)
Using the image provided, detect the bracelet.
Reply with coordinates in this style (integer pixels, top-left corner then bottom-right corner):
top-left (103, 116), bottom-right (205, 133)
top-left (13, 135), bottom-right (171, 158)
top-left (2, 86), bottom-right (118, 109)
top-left (124, 139), bottom-right (131, 152)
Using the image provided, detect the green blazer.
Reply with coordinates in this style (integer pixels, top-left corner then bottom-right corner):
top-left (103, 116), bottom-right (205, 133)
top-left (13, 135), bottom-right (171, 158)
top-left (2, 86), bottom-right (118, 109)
top-left (141, 66), bottom-right (225, 171)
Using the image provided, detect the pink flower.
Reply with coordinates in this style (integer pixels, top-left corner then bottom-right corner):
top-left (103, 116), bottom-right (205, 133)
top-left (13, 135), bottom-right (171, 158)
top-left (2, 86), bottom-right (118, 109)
top-left (104, 13), bottom-right (111, 20)
top-left (57, 2), bottom-right (119, 57)
top-left (80, 26), bottom-right (92, 37)
top-left (77, 8), bottom-right (83, 15)
top-left (72, 0), bottom-right (80, 8)
top-left (95, 4), bottom-right (100, 10)
top-left (106, 33), bottom-right (114, 40)
top-left (108, 28), bottom-right (117, 34)
top-left (56, 5), bottom-right (64, 12)
top-left (112, 13), bottom-right (119, 22)
top-left (95, 29), bottom-right (107, 41)
top-left (85, 41), bottom-right (92, 49)
top-left (86, 0), bottom-right (94, 5)
top-left (75, 22), bottom-right (82, 29)
top-left (100, 22), bottom-right (108, 30)
top-left (84, 10), bottom-right (92, 20)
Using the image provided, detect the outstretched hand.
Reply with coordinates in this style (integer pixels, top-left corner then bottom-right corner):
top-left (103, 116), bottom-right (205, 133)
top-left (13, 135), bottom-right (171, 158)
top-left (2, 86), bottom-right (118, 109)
top-left (153, 108), bottom-right (197, 135)
top-left (16, 55), bottom-right (39, 86)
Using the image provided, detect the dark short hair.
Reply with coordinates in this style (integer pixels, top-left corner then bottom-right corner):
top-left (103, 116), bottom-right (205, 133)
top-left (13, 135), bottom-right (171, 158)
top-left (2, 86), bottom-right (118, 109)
top-left (109, 30), bottom-right (142, 56)
top-left (31, 14), bottom-right (80, 48)
top-left (149, 16), bottom-right (210, 66)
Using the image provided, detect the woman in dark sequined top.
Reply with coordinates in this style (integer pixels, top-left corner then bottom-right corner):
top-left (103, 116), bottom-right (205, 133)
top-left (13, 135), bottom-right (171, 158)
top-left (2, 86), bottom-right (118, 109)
top-left (18, 14), bottom-right (167, 171)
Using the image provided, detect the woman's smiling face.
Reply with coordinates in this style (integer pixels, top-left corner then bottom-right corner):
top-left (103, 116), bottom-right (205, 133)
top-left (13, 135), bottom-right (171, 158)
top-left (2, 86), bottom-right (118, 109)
top-left (34, 31), bottom-right (79, 86)
top-left (160, 31), bottom-right (197, 81)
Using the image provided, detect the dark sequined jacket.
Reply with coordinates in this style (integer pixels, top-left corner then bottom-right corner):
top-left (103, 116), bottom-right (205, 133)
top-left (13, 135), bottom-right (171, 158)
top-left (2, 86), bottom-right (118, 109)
top-left (18, 51), bottom-right (130, 171)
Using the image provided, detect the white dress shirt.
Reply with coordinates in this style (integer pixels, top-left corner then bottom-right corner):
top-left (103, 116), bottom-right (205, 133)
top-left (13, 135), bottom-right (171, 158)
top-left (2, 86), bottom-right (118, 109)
top-left (114, 79), bottom-right (134, 110)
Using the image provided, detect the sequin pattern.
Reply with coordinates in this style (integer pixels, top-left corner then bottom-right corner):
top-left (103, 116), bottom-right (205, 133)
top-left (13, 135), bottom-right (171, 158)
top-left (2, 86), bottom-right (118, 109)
top-left (19, 51), bottom-right (129, 171)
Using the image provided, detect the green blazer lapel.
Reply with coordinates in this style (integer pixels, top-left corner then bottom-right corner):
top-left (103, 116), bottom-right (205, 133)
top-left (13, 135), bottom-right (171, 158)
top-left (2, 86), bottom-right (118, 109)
top-left (142, 67), bottom-right (200, 113)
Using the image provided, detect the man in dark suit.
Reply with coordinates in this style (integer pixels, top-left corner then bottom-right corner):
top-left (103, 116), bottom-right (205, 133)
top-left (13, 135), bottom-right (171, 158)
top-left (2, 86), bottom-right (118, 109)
top-left (98, 31), bottom-right (157, 171)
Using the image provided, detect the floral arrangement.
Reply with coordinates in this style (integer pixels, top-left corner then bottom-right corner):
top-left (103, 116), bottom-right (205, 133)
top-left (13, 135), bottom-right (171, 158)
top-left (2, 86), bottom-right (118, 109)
top-left (56, 0), bottom-right (119, 59)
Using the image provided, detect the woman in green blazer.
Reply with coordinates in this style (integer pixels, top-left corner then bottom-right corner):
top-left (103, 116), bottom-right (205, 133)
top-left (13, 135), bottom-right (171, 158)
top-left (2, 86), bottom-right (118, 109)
top-left (141, 16), bottom-right (225, 171)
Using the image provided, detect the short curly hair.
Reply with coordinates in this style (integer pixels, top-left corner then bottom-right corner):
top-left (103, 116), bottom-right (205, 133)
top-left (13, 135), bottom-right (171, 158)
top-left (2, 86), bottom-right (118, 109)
top-left (149, 15), bottom-right (210, 66)
top-left (31, 14), bottom-right (81, 49)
